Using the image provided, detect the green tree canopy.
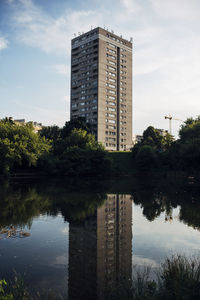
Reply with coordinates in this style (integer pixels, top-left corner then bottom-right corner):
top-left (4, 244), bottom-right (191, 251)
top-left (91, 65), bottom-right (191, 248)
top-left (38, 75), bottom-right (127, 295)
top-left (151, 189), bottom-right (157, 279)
top-left (179, 116), bottom-right (200, 142)
top-left (61, 117), bottom-right (92, 138)
top-left (0, 118), bottom-right (51, 174)
top-left (142, 126), bottom-right (174, 151)
top-left (39, 125), bottom-right (61, 142)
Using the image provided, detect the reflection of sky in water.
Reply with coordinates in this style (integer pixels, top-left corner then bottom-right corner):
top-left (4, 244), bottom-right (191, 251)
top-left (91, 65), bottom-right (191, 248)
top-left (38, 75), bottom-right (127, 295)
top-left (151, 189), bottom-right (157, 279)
top-left (0, 215), bottom-right (69, 297)
top-left (132, 204), bottom-right (200, 268)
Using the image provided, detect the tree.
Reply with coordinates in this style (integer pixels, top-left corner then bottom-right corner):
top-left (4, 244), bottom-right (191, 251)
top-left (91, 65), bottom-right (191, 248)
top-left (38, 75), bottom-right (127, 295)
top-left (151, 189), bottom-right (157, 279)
top-left (166, 116), bottom-right (200, 170)
top-left (179, 116), bottom-right (200, 142)
top-left (135, 145), bottom-right (158, 171)
top-left (132, 126), bottom-right (174, 172)
top-left (142, 126), bottom-right (174, 151)
top-left (0, 118), bottom-right (51, 174)
top-left (61, 117), bottom-right (92, 138)
top-left (39, 128), bottom-right (110, 176)
top-left (39, 125), bottom-right (61, 142)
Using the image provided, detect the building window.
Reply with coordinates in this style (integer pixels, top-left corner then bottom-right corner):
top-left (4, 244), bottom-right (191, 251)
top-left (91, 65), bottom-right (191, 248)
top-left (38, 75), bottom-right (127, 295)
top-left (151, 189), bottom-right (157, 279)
top-left (107, 60), bottom-right (116, 66)
top-left (106, 119), bottom-right (116, 124)
top-left (106, 83), bottom-right (116, 89)
top-left (106, 125), bottom-right (116, 130)
top-left (106, 113), bottom-right (116, 118)
top-left (106, 71), bottom-right (116, 77)
top-left (106, 54), bottom-right (116, 60)
top-left (106, 101), bottom-right (116, 106)
top-left (107, 78), bottom-right (116, 83)
top-left (107, 95), bottom-right (116, 100)
top-left (108, 66), bottom-right (116, 71)
top-left (107, 89), bottom-right (116, 95)
top-left (107, 42), bottom-right (116, 49)
top-left (107, 107), bottom-right (116, 112)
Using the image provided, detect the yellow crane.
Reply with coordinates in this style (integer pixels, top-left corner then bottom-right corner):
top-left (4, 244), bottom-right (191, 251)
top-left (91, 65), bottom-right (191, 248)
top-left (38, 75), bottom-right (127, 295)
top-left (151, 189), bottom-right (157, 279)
top-left (164, 114), bottom-right (183, 135)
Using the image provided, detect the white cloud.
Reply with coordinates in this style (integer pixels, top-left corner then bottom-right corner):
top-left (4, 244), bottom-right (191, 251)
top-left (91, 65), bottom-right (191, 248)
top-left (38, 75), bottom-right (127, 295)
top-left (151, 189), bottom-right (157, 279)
top-left (121, 0), bottom-right (141, 13)
top-left (0, 36), bottom-right (9, 50)
top-left (9, 0), bottom-right (102, 55)
top-left (151, 0), bottom-right (200, 21)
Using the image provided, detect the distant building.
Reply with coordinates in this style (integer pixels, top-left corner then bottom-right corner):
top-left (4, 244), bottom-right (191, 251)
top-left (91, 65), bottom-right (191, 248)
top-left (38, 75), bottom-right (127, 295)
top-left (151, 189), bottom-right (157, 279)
top-left (132, 134), bottom-right (143, 145)
top-left (70, 27), bottom-right (133, 151)
top-left (14, 118), bottom-right (42, 133)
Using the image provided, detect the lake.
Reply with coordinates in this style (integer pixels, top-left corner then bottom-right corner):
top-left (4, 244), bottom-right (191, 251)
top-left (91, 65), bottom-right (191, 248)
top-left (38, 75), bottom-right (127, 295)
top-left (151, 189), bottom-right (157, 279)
top-left (0, 175), bottom-right (200, 299)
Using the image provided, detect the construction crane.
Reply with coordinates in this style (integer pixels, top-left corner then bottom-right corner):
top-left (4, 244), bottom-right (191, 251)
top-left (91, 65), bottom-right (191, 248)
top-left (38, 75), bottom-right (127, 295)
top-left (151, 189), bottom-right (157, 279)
top-left (164, 114), bottom-right (183, 135)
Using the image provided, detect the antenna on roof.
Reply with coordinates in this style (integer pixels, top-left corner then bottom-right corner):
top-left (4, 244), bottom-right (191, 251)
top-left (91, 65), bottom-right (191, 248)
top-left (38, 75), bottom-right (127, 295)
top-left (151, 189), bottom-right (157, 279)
top-left (91, 25), bottom-right (93, 30)
top-left (130, 37), bottom-right (133, 42)
top-left (73, 33), bottom-right (76, 37)
top-left (120, 34), bottom-right (122, 38)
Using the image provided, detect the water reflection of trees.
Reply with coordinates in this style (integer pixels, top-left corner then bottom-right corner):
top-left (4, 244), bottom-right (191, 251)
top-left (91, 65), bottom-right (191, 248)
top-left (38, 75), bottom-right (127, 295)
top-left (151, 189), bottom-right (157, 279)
top-left (0, 180), bottom-right (107, 229)
top-left (131, 175), bottom-right (200, 229)
top-left (0, 175), bottom-right (200, 230)
top-left (0, 183), bottom-right (49, 228)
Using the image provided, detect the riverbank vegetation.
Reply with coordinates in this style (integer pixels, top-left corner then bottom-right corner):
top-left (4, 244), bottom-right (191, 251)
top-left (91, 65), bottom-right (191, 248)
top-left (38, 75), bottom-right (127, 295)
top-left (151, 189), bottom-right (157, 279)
top-left (108, 254), bottom-right (200, 300)
top-left (1, 255), bottom-right (200, 300)
top-left (0, 117), bottom-right (111, 177)
top-left (132, 116), bottom-right (200, 173)
top-left (1, 116), bottom-right (200, 177)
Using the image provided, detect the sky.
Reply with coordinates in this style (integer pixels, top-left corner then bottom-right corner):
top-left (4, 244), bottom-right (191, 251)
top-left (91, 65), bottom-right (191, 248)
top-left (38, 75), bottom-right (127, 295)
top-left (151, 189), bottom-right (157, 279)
top-left (0, 0), bottom-right (200, 137)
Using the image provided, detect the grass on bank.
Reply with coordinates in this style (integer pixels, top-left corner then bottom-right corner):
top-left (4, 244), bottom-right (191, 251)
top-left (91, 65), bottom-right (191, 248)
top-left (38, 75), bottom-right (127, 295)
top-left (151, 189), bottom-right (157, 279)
top-left (1, 255), bottom-right (200, 300)
top-left (107, 254), bottom-right (200, 300)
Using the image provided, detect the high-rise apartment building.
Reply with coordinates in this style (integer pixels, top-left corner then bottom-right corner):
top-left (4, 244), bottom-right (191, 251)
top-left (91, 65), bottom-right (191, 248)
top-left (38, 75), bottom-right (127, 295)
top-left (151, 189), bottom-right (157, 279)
top-left (71, 27), bottom-right (132, 150)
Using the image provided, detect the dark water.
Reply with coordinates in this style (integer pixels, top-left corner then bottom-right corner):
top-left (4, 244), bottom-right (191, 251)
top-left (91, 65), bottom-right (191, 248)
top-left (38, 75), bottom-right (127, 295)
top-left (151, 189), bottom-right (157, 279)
top-left (0, 175), bottom-right (200, 299)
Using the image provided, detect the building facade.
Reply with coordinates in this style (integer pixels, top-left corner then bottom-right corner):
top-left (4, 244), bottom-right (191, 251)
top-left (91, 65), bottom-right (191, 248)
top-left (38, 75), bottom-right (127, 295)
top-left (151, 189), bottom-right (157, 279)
top-left (71, 27), bottom-right (132, 150)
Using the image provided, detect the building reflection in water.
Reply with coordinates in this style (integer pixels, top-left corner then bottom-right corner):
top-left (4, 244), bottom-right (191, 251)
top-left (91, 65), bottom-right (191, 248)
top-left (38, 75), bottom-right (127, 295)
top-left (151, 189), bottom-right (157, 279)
top-left (69, 194), bottom-right (132, 299)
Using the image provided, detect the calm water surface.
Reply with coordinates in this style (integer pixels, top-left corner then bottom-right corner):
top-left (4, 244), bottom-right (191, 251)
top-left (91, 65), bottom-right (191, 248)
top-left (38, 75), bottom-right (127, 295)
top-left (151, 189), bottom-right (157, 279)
top-left (0, 176), bottom-right (200, 299)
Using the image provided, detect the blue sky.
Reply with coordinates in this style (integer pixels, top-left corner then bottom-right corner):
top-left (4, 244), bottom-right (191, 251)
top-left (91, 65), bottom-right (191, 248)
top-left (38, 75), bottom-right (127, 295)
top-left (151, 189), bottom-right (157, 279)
top-left (0, 0), bottom-right (200, 136)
